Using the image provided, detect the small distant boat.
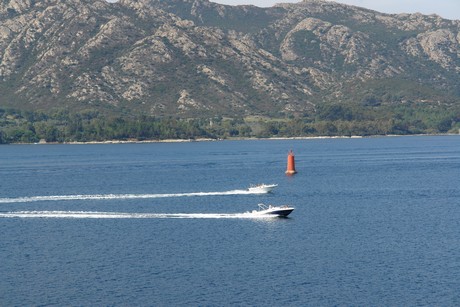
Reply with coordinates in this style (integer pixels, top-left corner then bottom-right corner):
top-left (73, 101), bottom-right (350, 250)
top-left (252, 203), bottom-right (294, 217)
top-left (247, 183), bottom-right (278, 193)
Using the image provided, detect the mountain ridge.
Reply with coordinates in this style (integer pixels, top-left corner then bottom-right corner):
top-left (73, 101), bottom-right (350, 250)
top-left (0, 0), bottom-right (459, 120)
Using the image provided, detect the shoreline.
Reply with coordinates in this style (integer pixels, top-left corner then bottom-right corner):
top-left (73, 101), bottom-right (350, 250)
top-left (3, 133), bottom-right (458, 145)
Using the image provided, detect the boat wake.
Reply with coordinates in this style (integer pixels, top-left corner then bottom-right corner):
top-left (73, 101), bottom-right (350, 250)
top-left (0, 189), bottom-right (265, 204)
top-left (0, 210), bottom-right (279, 219)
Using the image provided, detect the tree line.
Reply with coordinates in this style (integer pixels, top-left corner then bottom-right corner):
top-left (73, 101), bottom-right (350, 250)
top-left (0, 103), bottom-right (459, 144)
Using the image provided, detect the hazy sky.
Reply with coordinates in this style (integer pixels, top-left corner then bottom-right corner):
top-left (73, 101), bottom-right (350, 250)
top-left (211, 0), bottom-right (460, 20)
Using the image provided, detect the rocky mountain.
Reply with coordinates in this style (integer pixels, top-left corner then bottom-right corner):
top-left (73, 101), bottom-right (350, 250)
top-left (1, 0), bottom-right (459, 118)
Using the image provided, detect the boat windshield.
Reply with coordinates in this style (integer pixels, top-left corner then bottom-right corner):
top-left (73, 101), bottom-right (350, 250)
top-left (258, 203), bottom-right (269, 210)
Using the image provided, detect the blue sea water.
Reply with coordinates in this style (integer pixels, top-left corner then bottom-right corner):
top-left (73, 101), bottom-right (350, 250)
top-left (0, 136), bottom-right (459, 305)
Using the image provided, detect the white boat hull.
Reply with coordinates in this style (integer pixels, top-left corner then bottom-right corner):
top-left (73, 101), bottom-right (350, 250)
top-left (252, 204), bottom-right (294, 217)
top-left (247, 184), bottom-right (278, 194)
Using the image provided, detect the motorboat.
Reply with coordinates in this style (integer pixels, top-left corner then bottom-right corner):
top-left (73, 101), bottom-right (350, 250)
top-left (251, 203), bottom-right (294, 217)
top-left (247, 183), bottom-right (278, 193)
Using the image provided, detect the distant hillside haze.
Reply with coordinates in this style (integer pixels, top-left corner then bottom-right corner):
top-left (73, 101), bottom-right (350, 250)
top-left (0, 0), bottom-right (459, 118)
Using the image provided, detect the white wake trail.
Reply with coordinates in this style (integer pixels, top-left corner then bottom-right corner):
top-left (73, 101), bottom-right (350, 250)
top-left (0, 211), bottom-right (277, 219)
top-left (0, 189), bottom-right (265, 204)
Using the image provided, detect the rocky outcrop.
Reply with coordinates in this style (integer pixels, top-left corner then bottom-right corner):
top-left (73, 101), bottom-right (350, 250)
top-left (402, 29), bottom-right (460, 71)
top-left (0, 0), bottom-right (459, 117)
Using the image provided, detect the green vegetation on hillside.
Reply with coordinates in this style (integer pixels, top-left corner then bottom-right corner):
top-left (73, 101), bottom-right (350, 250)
top-left (1, 103), bottom-right (459, 144)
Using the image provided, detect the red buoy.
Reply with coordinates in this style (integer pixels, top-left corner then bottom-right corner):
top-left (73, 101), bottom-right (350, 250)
top-left (285, 149), bottom-right (297, 175)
